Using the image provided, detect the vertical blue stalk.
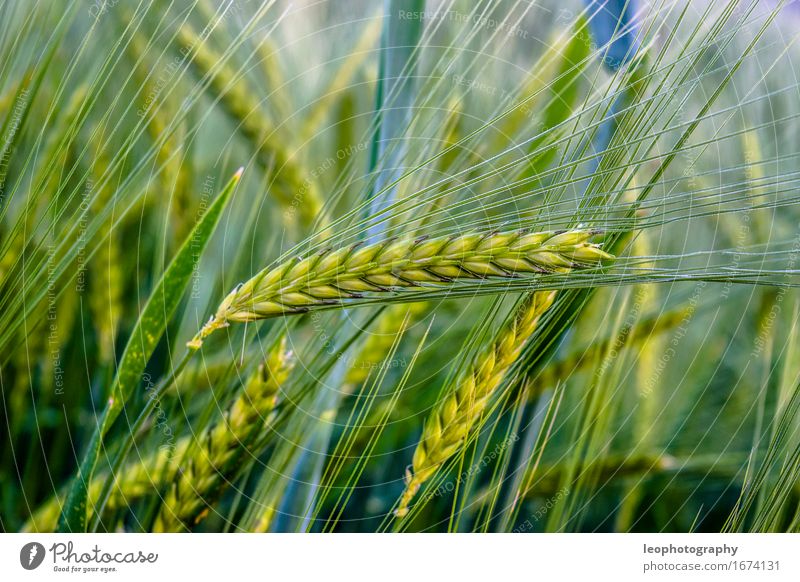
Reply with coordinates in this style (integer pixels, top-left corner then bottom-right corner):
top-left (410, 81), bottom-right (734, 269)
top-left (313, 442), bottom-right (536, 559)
top-left (587, 0), bottom-right (641, 72)
top-left (585, 0), bottom-right (641, 175)
top-left (500, 1), bottom-right (643, 531)
top-left (275, 1), bottom-right (424, 531)
top-left (585, 0), bottom-right (647, 533)
top-left (365, 0), bottom-right (424, 242)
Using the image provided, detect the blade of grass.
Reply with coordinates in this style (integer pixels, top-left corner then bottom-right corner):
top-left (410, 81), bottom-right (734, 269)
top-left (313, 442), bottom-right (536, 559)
top-left (56, 168), bottom-right (242, 532)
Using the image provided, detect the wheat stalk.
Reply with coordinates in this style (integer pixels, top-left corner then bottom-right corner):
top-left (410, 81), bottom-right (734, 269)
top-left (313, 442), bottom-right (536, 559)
top-left (394, 290), bottom-right (559, 517)
top-left (188, 229), bottom-right (612, 349)
top-left (153, 338), bottom-right (294, 531)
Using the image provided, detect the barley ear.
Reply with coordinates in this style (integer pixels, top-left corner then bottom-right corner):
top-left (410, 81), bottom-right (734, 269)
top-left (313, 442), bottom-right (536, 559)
top-left (188, 229), bottom-right (612, 349)
top-left (395, 290), bottom-right (558, 518)
top-left (153, 338), bottom-right (294, 531)
top-left (176, 22), bottom-right (323, 228)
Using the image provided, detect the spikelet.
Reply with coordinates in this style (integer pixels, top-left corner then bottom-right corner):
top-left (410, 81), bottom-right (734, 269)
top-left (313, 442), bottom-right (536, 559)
top-left (105, 440), bottom-right (188, 508)
top-left (41, 287), bottom-right (80, 394)
top-left (338, 101), bottom-right (459, 393)
top-left (153, 338), bottom-right (294, 531)
top-left (176, 23), bottom-right (272, 147)
top-left (1, 85), bottom-right (88, 284)
top-left (176, 22), bottom-right (322, 227)
top-left (395, 290), bottom-right (559, 517)
top-left (188, 229), bottom-right (612, 349)
top-left (7, 321), bottom-right (47, 440)
top-left (31, 84), bottom-right (89, 198)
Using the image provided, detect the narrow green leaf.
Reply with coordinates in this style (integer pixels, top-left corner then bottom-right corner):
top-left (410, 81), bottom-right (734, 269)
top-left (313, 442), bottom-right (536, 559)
top-left (56, 168), bottom-right (243, 532)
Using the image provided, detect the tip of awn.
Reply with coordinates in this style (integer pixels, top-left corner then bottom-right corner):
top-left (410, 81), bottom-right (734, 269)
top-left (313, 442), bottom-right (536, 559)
top-left (233, 166), bottom-right (244, 180)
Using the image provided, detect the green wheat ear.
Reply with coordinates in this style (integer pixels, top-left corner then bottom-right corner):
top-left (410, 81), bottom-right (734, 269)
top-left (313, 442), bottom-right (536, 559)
top-left (176, 21), bottom-right (323, 228)
top-left (153, 337), bottom-right (295, 532)
top-left (188, 229), bottom-right (613, 349)
top-left (395, 290), bottom-right (558, 518)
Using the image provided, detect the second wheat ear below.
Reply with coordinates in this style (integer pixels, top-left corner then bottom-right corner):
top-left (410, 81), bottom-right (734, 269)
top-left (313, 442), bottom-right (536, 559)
top-left (395, 289), bottom-right (558, 518)
top-left (153, 337), bottom-right (295, 533)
